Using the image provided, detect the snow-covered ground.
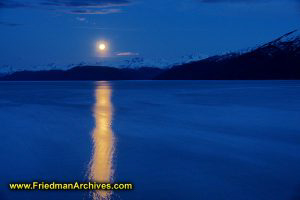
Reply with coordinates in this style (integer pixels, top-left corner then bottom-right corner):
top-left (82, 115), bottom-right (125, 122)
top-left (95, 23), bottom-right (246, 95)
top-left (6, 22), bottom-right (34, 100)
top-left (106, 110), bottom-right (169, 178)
top-left (0, 81), bottom-right (300, 200)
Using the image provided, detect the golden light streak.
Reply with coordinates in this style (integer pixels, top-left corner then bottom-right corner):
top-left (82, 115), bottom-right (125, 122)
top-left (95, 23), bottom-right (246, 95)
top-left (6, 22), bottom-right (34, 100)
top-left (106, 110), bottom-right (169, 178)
top-left (89, 81), bottom-right (115, 200)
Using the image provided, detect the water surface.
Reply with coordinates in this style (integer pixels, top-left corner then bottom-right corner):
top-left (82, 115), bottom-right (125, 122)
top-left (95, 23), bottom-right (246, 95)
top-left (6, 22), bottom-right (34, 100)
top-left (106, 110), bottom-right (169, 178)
top-left (0, 81), bottom-right (300, 200)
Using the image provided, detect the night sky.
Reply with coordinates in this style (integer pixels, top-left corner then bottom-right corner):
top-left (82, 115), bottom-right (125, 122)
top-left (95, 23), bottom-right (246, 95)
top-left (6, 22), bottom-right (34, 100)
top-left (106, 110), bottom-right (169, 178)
top-left (0, 0), bottom-right (300, 69)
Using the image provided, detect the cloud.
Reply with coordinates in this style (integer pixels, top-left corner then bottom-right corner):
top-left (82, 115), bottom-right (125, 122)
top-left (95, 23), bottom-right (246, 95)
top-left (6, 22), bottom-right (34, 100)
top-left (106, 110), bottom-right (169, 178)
top-left (0, 0), bottom-right (131, 14)
top-left (76, 16), bottom-right (86, 21)
top-left (197, 0), bottom-right (274, 3)
top-left (67, 8), bottom-right (121, 14)
top-left (0, 21), bottom-right (22, 26)
top-left (0, 0), bottom-right (27, 9)
top-left (116, 52), bottom-right (139, 56)
top-left (41, 0), bottom-right (130, 8)
top-left (197, 0), bottom-right (300, 12)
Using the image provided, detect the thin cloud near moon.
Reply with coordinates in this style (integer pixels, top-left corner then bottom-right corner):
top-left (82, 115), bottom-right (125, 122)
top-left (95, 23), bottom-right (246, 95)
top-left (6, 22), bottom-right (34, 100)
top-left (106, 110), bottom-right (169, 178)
top-left (116, 52), bottom-right (139, 56)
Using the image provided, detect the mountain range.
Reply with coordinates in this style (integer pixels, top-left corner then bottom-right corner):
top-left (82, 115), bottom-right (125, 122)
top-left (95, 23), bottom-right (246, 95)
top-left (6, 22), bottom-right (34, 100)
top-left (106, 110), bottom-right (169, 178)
top-left (0, 66), bottom-right (164, 81)
top-left (156, 30), bottom-right (300, 80)
top-left (1, 30), bottom-right (300, 81)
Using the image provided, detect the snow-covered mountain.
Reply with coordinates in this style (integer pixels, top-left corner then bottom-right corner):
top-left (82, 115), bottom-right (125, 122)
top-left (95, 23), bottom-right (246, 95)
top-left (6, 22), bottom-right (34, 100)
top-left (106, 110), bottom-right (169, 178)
top-left (0, 53), bottom-right (206, 74)
top-left (254, 30), bottom-right (300, 56)
top-left (2, 29), bottom-right (299, 76)
top-left (157, 30), bottom-right (300, 80)
top-left (101, 53), bottom-right (207, 68)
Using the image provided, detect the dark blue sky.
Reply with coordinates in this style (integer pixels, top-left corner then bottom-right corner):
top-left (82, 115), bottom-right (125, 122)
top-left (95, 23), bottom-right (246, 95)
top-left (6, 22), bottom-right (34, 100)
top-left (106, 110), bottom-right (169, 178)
top-left (1, 0), bottom-right (300, 68)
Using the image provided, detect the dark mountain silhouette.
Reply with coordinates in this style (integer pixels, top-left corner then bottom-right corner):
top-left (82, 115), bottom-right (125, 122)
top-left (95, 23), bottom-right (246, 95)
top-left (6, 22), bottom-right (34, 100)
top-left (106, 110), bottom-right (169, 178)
top-left (1, 30), bottom-right (300, 81)
top-left (156, 30), bottom-right (300, 80)
top-left (0, 66), bottom-right (164, 81)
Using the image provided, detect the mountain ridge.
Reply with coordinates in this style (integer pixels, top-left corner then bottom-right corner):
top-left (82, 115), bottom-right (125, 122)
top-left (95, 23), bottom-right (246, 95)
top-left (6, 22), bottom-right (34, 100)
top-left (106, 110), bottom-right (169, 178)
top-left (1, 30), bottom-right (300, 81)
top-left (156, 30), bottom-right (300, 80)
top-left (0, 66), bottom-right (165, 81)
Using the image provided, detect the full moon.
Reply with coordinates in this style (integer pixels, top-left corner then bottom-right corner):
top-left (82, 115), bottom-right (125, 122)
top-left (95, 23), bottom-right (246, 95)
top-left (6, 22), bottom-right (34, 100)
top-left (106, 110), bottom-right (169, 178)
top-left (99, 43), bottom-right (106, 51)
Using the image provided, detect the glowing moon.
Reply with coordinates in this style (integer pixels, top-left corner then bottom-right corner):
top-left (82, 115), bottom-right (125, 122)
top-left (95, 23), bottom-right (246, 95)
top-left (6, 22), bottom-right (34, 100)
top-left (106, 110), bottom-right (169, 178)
top-left (99, 43), bottom-right (106, 51)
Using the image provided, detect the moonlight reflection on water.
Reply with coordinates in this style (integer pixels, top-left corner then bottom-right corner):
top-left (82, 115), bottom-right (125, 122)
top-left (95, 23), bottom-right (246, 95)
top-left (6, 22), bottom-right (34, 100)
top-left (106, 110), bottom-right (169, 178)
top-left (89, 81), bottom-right (115, 200)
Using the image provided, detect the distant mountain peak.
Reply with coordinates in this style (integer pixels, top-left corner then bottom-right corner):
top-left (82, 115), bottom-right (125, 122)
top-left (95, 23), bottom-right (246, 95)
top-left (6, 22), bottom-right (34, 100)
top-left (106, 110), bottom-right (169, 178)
top-left (270, 29), bottom-right (298, 43)
top-left (157, 30), bottom-right (300, 80)
top-left (260, 30), bottom-right (300, 49)
top-left (117, 53), bottom-right (206, 68)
